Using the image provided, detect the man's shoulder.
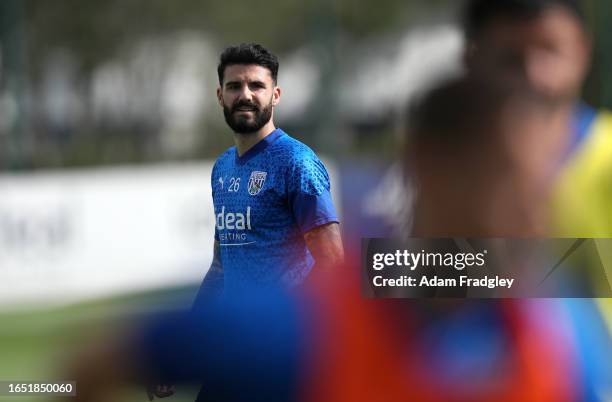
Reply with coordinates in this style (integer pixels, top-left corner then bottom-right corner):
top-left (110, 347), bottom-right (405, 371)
top-left (581, 109), bottom-right (612, 154)
top-left (563, 106), bottom-right (612, 165)
top-left (594, 109), bottom-right (612, 130)
top-left (269, 130), bottom-right (320, 164)
top-left (213, 147), bottom-right (236, 170)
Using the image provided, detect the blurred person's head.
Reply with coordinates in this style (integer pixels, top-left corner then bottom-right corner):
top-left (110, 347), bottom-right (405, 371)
top-left (406, 78), bottom-right (570, 236)
top-left (463, 0), bottom-right (591, 103)
top-left (216, 43), bottom-right (281, 134)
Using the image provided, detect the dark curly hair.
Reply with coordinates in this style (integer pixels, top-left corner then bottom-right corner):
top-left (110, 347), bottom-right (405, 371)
top-left (217, 43), bottom-right (279, 85)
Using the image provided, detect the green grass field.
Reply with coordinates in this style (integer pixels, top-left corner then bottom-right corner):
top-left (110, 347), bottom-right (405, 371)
top-left (0, 285), bottom-right (201, 402)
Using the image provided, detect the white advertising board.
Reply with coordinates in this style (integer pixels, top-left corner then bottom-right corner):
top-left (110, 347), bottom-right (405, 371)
top-left (0, 163), bottom-right (216, 308)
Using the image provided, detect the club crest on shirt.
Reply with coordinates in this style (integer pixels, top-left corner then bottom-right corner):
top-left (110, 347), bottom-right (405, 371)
top-left (248, 171), bottom-right (267, 195)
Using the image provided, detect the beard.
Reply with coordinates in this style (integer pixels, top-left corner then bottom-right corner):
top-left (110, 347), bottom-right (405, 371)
top-left (223, 98), bottom-right (273, 134)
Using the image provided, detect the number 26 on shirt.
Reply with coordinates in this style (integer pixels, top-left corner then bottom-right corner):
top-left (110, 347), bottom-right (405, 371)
top-left (228, 177), bottom-right (240, 192)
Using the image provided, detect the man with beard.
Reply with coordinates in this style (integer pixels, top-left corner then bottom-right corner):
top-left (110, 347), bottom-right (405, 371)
top-left (147, 42), bottom-right (342, 401)
top-left (199, 43), bottom-right (343, 296)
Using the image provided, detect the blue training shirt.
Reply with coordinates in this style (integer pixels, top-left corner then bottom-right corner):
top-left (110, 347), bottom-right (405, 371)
top-left (211, 128), bottom-right (339, 292)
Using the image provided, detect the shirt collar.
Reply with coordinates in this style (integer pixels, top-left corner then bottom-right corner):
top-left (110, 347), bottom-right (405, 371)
top-left (235, 128), bottom-right (285, 165)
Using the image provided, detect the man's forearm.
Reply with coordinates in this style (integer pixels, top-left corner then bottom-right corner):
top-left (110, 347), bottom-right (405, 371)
top-left (304, 223), bottom-right (344, 269)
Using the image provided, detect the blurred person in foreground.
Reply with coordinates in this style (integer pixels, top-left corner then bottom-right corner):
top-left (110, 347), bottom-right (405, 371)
top-left (464, 1), bottom-right (612, 397)
top-left (372, 0), bottom-right (607, 241)
top-left (68, 77), bottom-right (586, 402)
top-left (197, 42), bottom-right (342, 297)
top-left (463, 0), bottom-right (612, 237)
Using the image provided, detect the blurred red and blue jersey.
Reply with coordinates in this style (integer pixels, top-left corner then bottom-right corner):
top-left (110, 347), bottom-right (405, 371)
top-left (300, 267), bottom-right (581, 402)
top-left (211, 128), bottom-right (338, 292)
top-left (145, 262), bottom-right (583, 402)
